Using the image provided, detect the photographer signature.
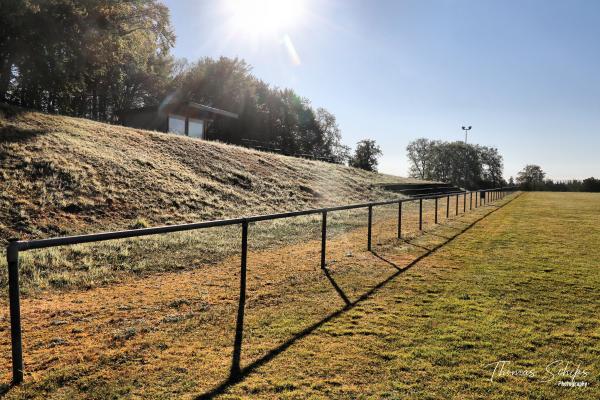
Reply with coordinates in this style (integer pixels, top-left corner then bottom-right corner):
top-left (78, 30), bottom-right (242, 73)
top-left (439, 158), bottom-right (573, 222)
top-left (485, 360), bottom-right (589, 386)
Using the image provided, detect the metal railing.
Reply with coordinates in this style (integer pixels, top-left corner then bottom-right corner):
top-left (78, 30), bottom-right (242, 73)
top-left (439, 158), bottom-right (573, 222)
top-left (5, 186), bottom-right (517, 384)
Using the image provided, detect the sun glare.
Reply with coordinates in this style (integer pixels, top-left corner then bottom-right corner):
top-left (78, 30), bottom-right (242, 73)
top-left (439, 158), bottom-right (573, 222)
top-left (224, 0), bottom-right (306, 36)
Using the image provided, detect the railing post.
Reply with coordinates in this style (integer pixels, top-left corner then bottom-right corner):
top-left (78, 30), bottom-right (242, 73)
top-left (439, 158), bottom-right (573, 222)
top-left (455, 194), bottom-right (459, 215)
top-left (470, 192), bottom-right (473, 210)
top-left (367, 205), bottom-right (373, 251)
top-left (463, 192), bottom-right (466, 212)
top-left (397, 201), bottom-right (402, 239)
top-left (434, 197), bottom-right (438, 224)
top-left (231, 221), bottom-right (248, 378)
top-left (7, 240), bottom-right (24, 385)
top-left (321, 211), bottom-right (327, 269)
top-left (419, 198), bottom-right (423, 231)
top-left (446, 195), bottom-right (450, 218)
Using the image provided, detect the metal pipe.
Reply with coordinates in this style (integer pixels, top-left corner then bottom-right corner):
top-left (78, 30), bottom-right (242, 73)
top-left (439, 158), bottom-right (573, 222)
top-left (230, 221), bottom-right (248, 377)
top-left (456, 194), bottom-right (459, 215)
top-left (419, 199), bottom-right (423, 230)
top-left (397, 202), bottom-right (402, 238)
top-left (7, 241), bottom-right (23, 384)
top-left (321, 211), bottom-right (327, 269)
top-left (367, 205), bottom-right (373, 251)
top-left (446, 196), bottom-right (450, 218)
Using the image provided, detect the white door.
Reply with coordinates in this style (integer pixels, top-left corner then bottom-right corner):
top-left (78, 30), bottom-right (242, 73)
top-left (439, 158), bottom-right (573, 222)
top-left (168, 115), bottom-right (186, 135)
top-left (188, 118), bottom-right (205, 139)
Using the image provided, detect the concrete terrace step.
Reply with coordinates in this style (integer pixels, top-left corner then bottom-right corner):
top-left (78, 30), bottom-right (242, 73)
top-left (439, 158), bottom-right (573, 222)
top-left (377, 182), bottom-right (463, 197)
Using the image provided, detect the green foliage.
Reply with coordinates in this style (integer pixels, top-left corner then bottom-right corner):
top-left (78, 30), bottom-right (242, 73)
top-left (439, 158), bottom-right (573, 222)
top-left (168, 57), bottom-right (349, 162)
top-left (518, 175), bottom-right (600, 192)
top-left (1, 0), bottom-right (175, 121)
top-left (516, 164), bottom-right (545, 190)
top-left (406, 138), bottom-right (504, 189)
top-left (2, 1), bottom-right (350, 163)
top-left (349, 139), bottom-right (382, 171)
top-left (516, 165), bottom-right (600, 192)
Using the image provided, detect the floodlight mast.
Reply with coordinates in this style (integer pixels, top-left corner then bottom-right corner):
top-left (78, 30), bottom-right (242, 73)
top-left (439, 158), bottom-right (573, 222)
top-left (461, 125), bottom-right (472, 189)
top-left (462, 125), bottom-right (472, 144)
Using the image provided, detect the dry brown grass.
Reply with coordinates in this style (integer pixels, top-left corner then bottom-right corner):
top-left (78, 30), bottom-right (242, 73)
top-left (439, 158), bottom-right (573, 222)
top-left (0, 104), bottom-right (423, 243)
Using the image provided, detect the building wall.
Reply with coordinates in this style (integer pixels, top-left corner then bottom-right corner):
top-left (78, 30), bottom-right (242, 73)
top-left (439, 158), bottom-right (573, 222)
top-left (120, 109), bottom-right (167, 132)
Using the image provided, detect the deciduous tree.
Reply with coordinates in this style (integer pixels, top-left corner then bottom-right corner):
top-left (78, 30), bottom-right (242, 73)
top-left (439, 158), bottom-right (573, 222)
top-left (349, 139), bottom-right (382, 172)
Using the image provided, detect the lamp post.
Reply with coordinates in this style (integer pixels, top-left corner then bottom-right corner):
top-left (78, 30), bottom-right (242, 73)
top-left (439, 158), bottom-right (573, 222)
top-left (461, 125), bottom-right (472, 189)
top-left (462, 125), bottom-right (472, 144)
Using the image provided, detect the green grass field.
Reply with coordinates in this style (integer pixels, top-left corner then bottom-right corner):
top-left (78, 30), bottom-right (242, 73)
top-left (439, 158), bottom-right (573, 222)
top-left (207, 192), bottom-right (600, 399)
top-left (1, 192), bottom-right (599, 399)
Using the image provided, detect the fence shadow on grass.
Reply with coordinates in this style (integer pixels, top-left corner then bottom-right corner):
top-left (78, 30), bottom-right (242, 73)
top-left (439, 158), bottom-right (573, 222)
top-left (399, 239), bottom-right (434, 252)
top-left (323, 268), bottom-right (351, 306)
top-left (370, 251), bottom-right (401, 271)
top-left (195, 193), bottom-right (520, 400)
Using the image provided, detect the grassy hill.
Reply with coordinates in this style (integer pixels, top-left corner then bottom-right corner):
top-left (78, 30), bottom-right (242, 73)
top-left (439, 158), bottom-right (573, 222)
top-left (0, 104), bottom-right (422, 242)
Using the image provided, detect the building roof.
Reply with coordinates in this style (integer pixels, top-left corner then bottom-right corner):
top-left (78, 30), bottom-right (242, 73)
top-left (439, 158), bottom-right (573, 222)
top-left (119, 101), bottom-right (238, 119)
top-left (185, 102), bottom-right (238, 119)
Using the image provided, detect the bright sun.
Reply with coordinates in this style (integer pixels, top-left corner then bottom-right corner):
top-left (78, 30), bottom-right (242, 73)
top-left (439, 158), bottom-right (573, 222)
top-left (224, 0), bottom-right (306, 36)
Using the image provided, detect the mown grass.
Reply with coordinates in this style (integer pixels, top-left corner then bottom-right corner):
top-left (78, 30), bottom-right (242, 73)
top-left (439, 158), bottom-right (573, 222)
top-left (212, 192), bottom-right (600, 399)
top-left (0, 192), bottom-right (537, 399)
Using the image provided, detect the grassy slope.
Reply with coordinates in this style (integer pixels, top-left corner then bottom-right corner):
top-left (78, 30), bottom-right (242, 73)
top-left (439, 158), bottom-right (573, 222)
top-left (0, 104), bottom-right (421, 242)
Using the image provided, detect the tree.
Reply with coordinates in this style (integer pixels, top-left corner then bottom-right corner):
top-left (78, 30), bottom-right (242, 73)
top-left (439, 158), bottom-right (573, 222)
top-left (582, 177), bottom-right (600, 192)
top-left (2, 3), bottom-right (350, 163)
top-left (478, 146), bottom-right (504, 187)
top-left (406, 138), bottom-right (436, 179)
top-left (516, 165), bottom-right (546, 190)
top-left (2, 0), bottom-right (175, 120)
top-left (405, 138), bottom-right (504, 189)
top-left (349, 139), bottom-right (382, 172)
top-left (169, 57), bottom-right (346, 161)
top-left (315, 108), bottom-right (350, 164)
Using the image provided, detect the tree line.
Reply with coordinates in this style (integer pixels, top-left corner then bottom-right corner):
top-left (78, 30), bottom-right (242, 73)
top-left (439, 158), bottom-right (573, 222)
top-left (1, 0), bottom-right (376, 168)
top-left (406, 138), bottom-right (504, 189)
top-left (514, 165), bottom-right (600, 192)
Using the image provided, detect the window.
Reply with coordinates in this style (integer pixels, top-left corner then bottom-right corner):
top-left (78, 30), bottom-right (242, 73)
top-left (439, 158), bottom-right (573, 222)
top-left (168, 115), bottom-right (186, 135)
top-left (188, 118), bottom-right (204, 138)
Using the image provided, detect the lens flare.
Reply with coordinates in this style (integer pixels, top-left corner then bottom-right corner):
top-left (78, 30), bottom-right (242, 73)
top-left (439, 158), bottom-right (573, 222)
top-left (282, 34), bottom-right (301, 65)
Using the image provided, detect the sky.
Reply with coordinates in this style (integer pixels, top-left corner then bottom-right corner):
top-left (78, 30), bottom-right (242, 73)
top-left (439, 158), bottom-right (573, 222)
top-left (162, 0), bottom-right (600, 180)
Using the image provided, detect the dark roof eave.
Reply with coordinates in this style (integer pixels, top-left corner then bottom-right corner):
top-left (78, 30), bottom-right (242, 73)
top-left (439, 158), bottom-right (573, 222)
top-left (118, 102), bottom-right (239, 119)
top-left (186, 102), bottom-right (238, 119)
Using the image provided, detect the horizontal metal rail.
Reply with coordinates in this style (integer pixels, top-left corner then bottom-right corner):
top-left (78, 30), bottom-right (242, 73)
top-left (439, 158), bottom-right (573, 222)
top-left (5, 186), bottom-right (517, 384)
